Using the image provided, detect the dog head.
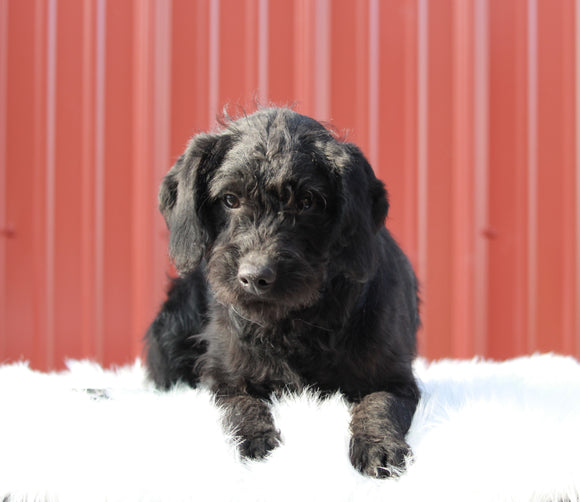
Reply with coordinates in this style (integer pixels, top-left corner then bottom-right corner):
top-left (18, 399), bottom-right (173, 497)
top-left (159, 108), bottom-right (388, 322)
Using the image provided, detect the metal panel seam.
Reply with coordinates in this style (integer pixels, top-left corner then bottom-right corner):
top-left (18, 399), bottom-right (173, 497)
top-left (527, 0), bottom-right (538, 352)
top-left (574, 0), bottom-right (580, 357)
top-left (368, 0), bottom-right (379, 168)
top-left (417, 0), bottom-right (429, 354)
top-left (0, 0), bottom-right (7, 353)
top-left (45, 0), bottom-right (57, 368)
top-left (94, 0), bottom-right (106, 362)
top-left (314, 0), bottom-right (330, 120)
top-left (258, 0), bottom-right (269, 103)
top-left (209, 0), bottom-right (220, 126)
top-left (473, 0), bottom-right (489, 356)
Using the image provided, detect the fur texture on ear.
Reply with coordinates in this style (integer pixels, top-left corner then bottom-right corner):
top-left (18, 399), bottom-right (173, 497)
top-left (159, 132), bottom-right (232, 274)
top-left (325, 141), bottom-right (390, 282)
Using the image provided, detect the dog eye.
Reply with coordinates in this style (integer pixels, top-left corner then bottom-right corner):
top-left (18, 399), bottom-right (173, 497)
top-left (223, 194), bottom-right (241, 209)
top-left (297, 192), bottom-right (314, 212)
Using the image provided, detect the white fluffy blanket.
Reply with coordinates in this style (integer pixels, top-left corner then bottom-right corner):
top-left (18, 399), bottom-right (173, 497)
top-left (1, 354), bottom-right (579, 502)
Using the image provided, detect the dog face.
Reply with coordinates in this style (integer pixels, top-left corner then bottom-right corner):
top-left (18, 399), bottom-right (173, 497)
top-left (159, 108), bottom-right (389, 322)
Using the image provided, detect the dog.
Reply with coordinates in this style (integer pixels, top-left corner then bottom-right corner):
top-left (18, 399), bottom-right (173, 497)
top-left (145, 107), bottom-right (420, 478)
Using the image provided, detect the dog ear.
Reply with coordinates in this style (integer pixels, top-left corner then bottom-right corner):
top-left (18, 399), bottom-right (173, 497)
top-left (327, 142), bottom-right (390, 282)
top-left (159, 132), bottom-right (232, 274)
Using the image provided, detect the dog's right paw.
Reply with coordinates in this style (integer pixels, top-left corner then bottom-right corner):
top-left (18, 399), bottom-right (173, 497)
top-left (238, 429), bottom-right (282, 459)
top-left (219, 394), bottom-right (282, 460)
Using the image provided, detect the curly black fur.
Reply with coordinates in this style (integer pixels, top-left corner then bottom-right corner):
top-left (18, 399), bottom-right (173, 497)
top-left (145, 108), bottom-right (420, 478)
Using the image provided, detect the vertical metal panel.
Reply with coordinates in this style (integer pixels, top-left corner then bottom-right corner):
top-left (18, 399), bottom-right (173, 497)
top-left (106, 1), bottom-right (137, 364)
top-left (474, 0), bottom-right (490, 357)
top-left (53, 0), bottom-right (81, 367)
top-left (451, 0), bottom-right (476, 358)
top-left (535, 0), bottom-right (577, 353)
top-left (3, 0), bottom-right (51, 368)
top-left (425, 0), bottom-right (454, 359)
top-left (80, 0), bottom-right (107, 362)
top-left (488, 0), bottom-right (529, 357)
top-left (131, 0), bottom-right (173, 363)
top-left (1, 0), bottom-right (579, 369)
top-left (33, 0), bottom-right (50, 368)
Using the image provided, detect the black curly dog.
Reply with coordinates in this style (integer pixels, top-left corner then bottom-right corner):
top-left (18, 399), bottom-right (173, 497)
top-left (145, 108), bottom-right (420, 478)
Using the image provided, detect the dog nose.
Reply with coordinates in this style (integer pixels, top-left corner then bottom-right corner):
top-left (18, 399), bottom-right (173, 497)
top-left (238, 260), bottom-right (276, 295)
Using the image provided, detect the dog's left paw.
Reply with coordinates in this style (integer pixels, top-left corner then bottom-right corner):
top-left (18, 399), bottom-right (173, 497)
top-left (349, 435), bottom-right (411, 478)
top-left (238, 429), bottom-right (282, 460)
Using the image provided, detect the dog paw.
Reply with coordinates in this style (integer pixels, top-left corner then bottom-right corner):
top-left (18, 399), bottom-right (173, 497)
top-left (238, 429), bottom-right (282, 460)
top-left (349, 435), bottom-right (411, 478)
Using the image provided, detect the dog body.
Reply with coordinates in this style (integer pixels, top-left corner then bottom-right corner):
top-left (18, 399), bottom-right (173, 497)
top-left (146, 108), bottom-right (420, 477)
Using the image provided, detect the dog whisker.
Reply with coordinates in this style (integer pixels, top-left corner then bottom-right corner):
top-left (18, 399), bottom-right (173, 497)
top-left (292, 317), bottom-right (333, 332)
top-left (230, 305), bottom-right (267, 329)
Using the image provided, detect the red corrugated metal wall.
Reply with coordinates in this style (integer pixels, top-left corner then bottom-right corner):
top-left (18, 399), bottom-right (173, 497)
top-left (1, 0), bottom-right (579, 370)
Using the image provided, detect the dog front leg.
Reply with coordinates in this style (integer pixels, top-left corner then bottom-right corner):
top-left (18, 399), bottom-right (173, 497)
top-left (349, 390), bottom-right (417, 478)
top-left (217, 394), bottom-right (281, 460)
